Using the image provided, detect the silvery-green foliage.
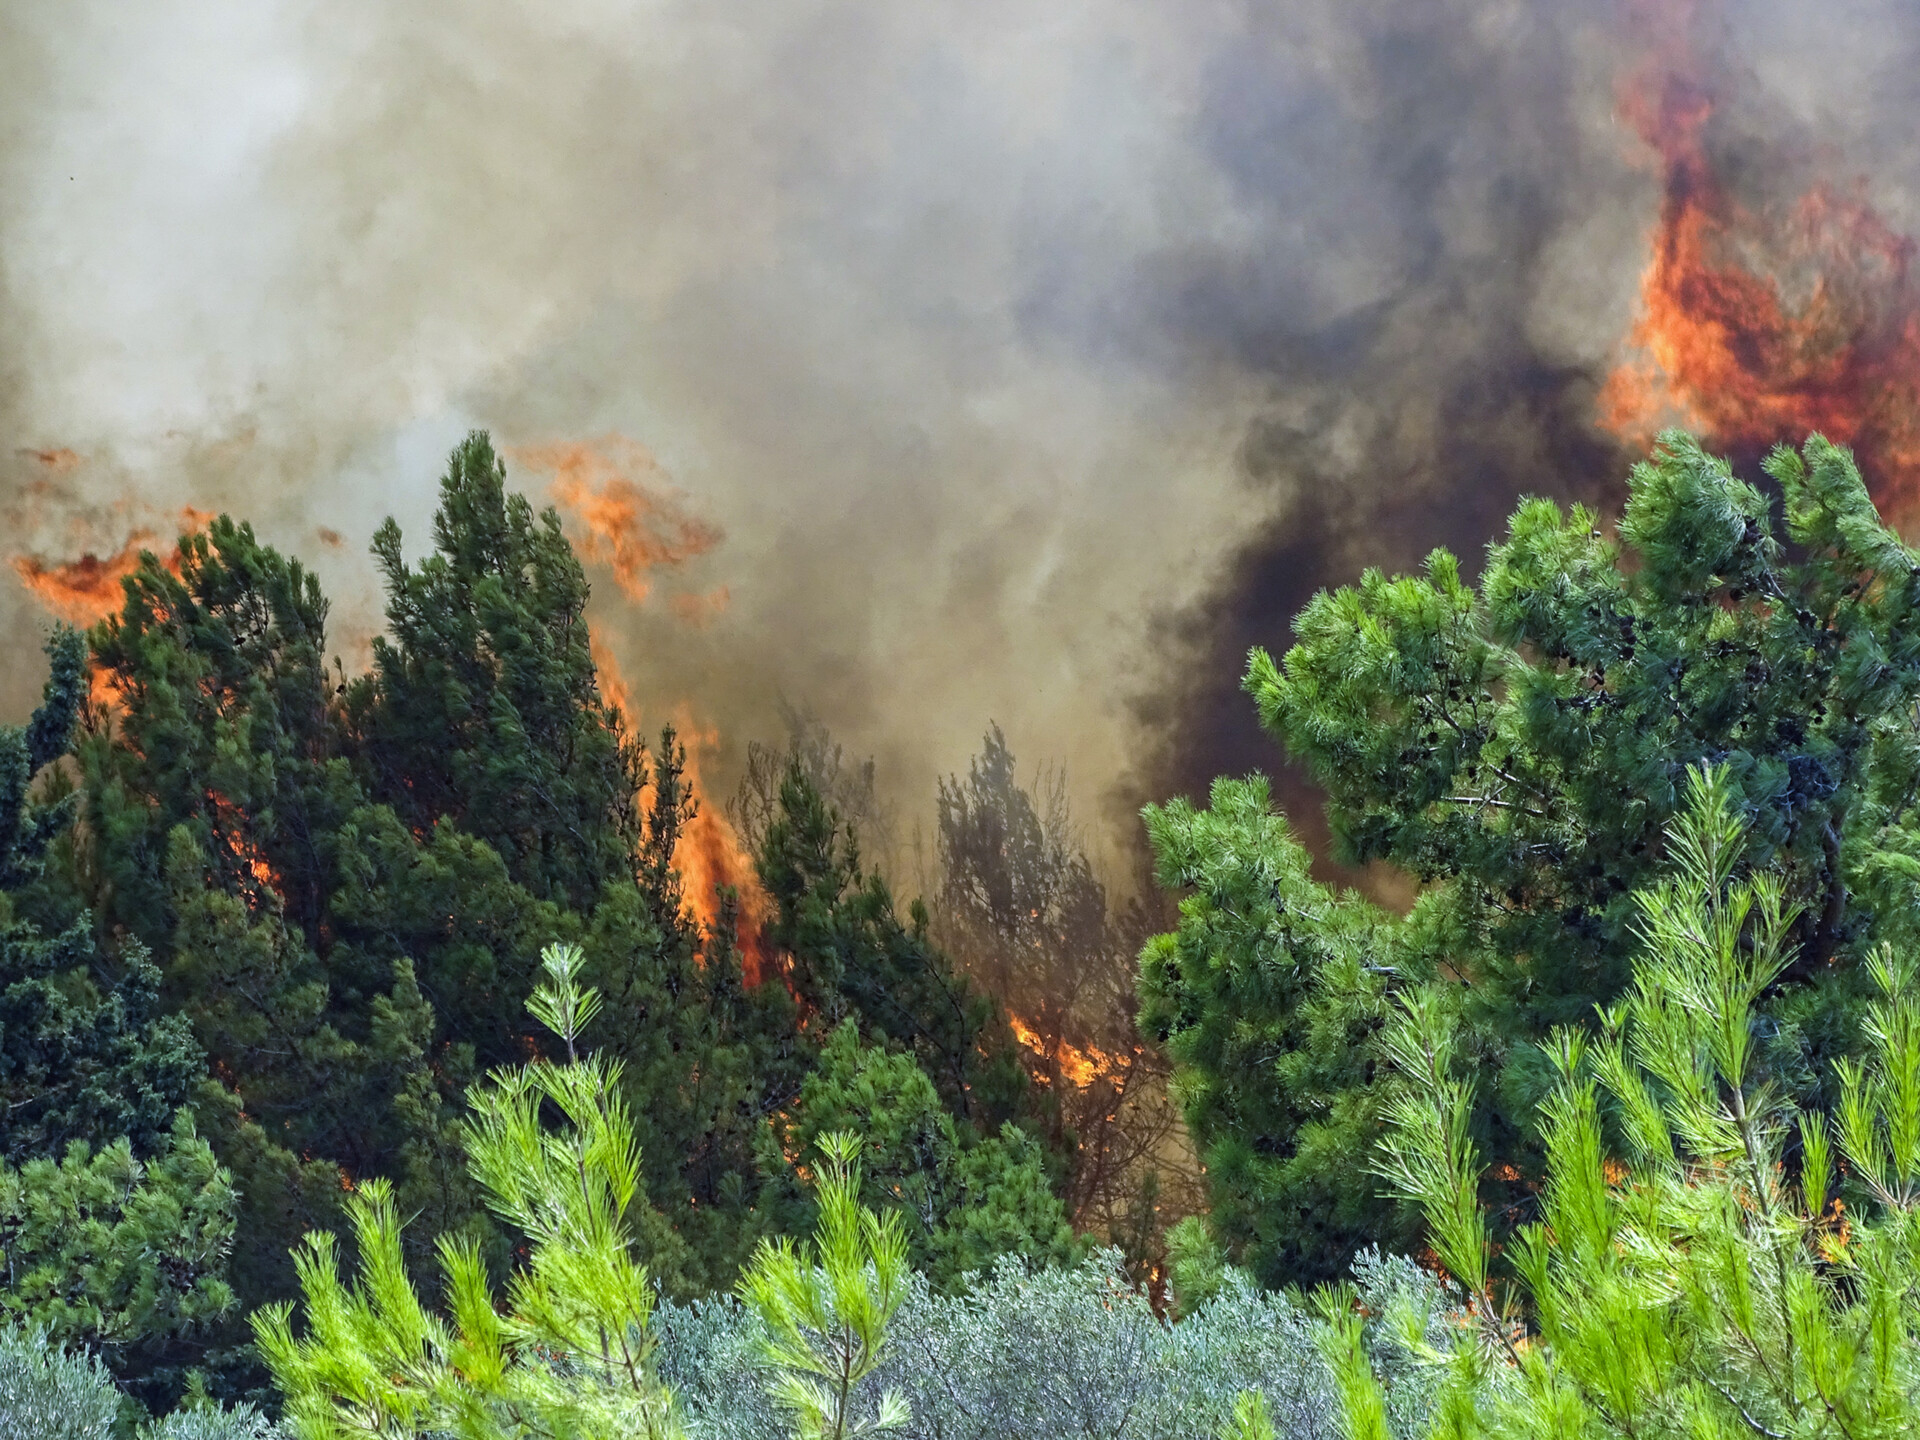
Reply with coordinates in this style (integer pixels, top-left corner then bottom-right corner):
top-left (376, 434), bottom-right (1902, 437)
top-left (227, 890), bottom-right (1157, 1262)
top-left (0, 1327), bottom-right (120, 1440)
top-left (656, 1295), bottom-right (783, 1440)
top-left (0, 1326), bottom-right (282, 1440)
top-left (878, 1252), bottom-right (1168, 1440)
top-left (1343, 1249), bottom-right (1453, 1438)
top-left (1154, 1267), bottom-right (1337, 1438)
top-left (660, 1249), bottom-right (1455, 1440)
top-left (140, 1402), bottom-right (282, 1440)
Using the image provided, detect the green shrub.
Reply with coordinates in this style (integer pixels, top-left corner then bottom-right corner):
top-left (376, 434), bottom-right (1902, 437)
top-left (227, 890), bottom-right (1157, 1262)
top-left (0, 1327), bottom-right (120, 1440)
top-left (1336, 767), bottom-right (1920, 1435)
top-left (0, 1326), bottom-right (276, 1440)
top-left (658, 1246), bottom-right (1454, 1440)
top-left (0, 1112), bottom-right (237, 1365)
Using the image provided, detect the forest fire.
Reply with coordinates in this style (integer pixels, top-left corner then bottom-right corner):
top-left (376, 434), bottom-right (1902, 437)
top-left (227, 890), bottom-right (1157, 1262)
top-left (10, 499), bottom-right (216, 707)
top-left (669, 705), bottom-right (776, 988)
top-left (13, 543), bottom-right (152, 625)
top-left (1007, 1012), bottom-right (1120, 1090)
top-left (1599, 56), bottom-right (1920, 523)
top-left (9, 505), bottom-right (215, 626)
top-left (533, 435), bottom-right (770, 980)
top-left (588, 620), bottom-right (772, 984)
top-left (515, 435), bottom-right (724, 604)
top-left (207, 790), bottom-right (285, 906)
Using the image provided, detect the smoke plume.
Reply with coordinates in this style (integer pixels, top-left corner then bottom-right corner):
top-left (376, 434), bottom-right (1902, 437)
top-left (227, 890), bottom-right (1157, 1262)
top-left (6, 0), bottom-right (1920, 876)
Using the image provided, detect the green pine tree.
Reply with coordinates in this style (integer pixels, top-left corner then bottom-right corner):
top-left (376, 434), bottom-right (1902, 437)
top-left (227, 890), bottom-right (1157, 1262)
top-left (740, 1130), bottom-right (910, 1440)
top-left (1330, 766), bottom-right (1920, 1435)
top-left (0, 1111), bottom-right (239, 1408)
top-left (346, 432), bottom-right (643, 914)
top-left (1139, 774), bottom-right (1419, 1285)
top-left (255, 943), bottom-right (684, 1440)
top-left (758, 760), bottom-right (1036, 1139)
top-left (1145, 432), bottom-right (1920, 1285)
top-left (73, 494), bottom-right (618, 1298)
top-left (762, 1021), bottom-right (1079, 1290)
top-left (0, 630), bottom-right (202, 1164)
top-left (0, 627), bottom-right (84, 890)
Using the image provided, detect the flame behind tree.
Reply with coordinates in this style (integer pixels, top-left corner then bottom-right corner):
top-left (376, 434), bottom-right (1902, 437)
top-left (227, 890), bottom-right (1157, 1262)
top-left (537, 432), bottom-right (770, 972)
top-left (10, 506), bottom-right (217, 627)
top-left (933, 726), bottom-right (1202, 1280)
top-left (37, 430), bottom-right (1090, 1356)
top-left (593, 620), bottom-right (772, 985)
top-left (665, 711), bottom-right (774, 988)
top-left (1599, 49), bottom-right (1920, 522)
top-left (516, 435), bottom-right (724, 605)
top-left (68, 437), bottom-right (795, 1324)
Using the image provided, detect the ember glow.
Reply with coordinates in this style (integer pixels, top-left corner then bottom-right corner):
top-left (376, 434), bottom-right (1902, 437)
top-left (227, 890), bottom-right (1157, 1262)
top-left (1599, 55), bottom-right (1920, 523)
top-left (207, 790), bottom-right (284, 909)
top-left (517, 436), bottom-right (724, 604)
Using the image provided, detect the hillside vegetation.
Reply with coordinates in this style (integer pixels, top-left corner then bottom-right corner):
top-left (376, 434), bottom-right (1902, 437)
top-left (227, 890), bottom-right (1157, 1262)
top-left (9, 431), bottom-right (1920, 1437)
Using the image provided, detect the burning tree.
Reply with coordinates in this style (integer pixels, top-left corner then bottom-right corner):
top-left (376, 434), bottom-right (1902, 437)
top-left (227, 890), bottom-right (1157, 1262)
top-left (935, 727), bottom-right (1201, 1283)
top-left (348, 432), bottom-right (645, 916)
top-left (7, 429), bottom-right (1087, 1409)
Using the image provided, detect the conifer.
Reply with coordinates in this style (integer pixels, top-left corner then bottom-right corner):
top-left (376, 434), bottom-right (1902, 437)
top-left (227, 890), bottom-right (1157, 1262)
top-left (1147, 433), bottom-right (1920, 1285)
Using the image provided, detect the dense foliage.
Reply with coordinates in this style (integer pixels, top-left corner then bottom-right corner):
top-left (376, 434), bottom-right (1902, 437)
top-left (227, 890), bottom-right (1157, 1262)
top-left (1326, 769), bottom-right (1920, 1435)
top-left (1143, 432), bottom-right (1920, 1285)
top-left (17, 424), bottom-right (1920, 1437)
top-left (658, 1246), bottom-right (1452, 1440)
top-left (0, 433), bottom-right (1064, 1427)
top-left (257, 944), bottom-right (684, 1440)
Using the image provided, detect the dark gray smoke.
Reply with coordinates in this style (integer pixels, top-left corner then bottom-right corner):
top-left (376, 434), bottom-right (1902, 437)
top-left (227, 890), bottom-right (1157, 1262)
top-left (5, 0), bottom-right (1918, 877)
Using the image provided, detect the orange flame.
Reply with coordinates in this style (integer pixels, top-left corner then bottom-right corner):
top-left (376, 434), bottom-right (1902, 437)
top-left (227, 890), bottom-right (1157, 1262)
top-left (588, 626), bottom-right (639, 726)
top-left (13, 544), bottom-right (154, 625)
top-left (587, 621), bottom-right (772, 985)
top-left (206, 790), bottom-right (285, 907)
top-left (515, 436), bottom-right (724, 603)
top-left (10, 505), bottom-right (215, 626)
top-left (671, 705), bottom-right (775, 988)
top-left (1599, 40), bottom-right (1920, 522)
top-left (1008, 1012), bottom-right (1120, 1090)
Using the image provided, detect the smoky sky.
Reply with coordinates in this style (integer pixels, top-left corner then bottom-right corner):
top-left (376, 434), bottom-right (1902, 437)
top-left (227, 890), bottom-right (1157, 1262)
top-left (5, 0), bottom-right (1920, 880)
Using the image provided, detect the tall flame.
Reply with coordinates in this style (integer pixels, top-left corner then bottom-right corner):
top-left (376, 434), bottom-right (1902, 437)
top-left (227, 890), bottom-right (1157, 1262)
top-left (515, 435), bottom-right (724, 604)
top-left (669, 702), bottom-right (775, 988)
top-left (589, 621), bottom-right (771, 984)
top-left (1599, 47), bottom-right (1920, 522)
top-left (532, 434), bottom-right (765, 978)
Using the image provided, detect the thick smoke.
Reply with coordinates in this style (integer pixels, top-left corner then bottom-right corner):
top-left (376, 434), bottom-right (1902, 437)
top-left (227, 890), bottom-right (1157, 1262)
top-left (4, 0), bottom-right (1919, 877)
